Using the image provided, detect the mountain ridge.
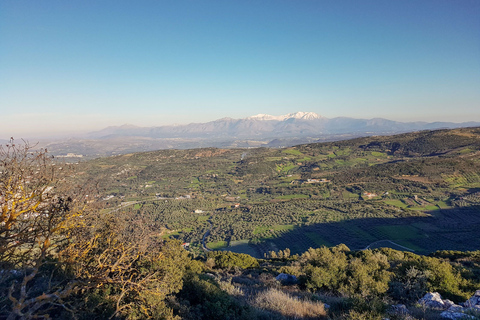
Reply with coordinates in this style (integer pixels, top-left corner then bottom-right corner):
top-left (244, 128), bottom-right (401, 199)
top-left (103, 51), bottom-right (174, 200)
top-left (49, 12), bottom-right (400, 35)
top-left (87, 112), bottom-right (480, 140)
top-left (40, 113), bottom-right (480, 158)
top-left (246, 111), bottom-right (322, 121)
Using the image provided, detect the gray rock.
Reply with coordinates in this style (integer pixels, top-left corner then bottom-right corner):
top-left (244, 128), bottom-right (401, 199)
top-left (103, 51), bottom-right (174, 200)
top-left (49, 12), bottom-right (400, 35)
top-left (389, 304), bottom-right (409, 315)
top-left (436, 291), bottom-right (480, 319)
top-left (275, 273), bottom-right (297, 284)
top-left (464, 290), bottom-right (480, 308)
top-left (440, 311), bottom-right (475, 319)
top-left (418, 292), bottom-right (446, 309)
top-left (444, 299), bottom-right (456, 308)
top-left (447, 305), bottom-right (465, 313)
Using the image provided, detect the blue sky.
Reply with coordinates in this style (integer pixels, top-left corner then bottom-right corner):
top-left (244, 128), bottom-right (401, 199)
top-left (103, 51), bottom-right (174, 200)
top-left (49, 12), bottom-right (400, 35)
top-left (1, 0), bottom-right (479, 137)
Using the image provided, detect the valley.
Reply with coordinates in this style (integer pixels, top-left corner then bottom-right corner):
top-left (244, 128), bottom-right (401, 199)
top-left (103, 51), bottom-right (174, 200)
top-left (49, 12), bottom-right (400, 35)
top-left (76, 127), bottom-right (480, 257)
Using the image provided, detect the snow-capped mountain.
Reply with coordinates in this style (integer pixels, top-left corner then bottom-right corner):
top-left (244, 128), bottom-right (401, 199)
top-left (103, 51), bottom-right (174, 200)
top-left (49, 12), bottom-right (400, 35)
top-left (87, 112), bottom-right (480, 142)
top-left (246, 112), bottom-right (322, 121)
top-left (41, 112), bottom-right (480, 157)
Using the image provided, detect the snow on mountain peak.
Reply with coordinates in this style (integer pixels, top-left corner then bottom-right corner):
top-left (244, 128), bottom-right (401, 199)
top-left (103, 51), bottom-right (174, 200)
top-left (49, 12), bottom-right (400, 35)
top-left (247, 114), bottom-right (279, 121)
top-left (247, 112), bottom-right (321, 121)
top-left (285, 112), bottom-right (321, 120)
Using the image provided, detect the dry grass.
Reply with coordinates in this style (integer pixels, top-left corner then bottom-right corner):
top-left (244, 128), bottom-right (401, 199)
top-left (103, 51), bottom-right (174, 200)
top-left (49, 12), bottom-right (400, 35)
top-left (217, 278), bottom-right (245, 297)
top-left (253, 288), bottom-right (327, 319)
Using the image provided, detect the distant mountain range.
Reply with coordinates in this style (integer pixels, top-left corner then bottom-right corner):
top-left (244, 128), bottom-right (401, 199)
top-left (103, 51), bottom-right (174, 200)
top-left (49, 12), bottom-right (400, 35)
top-left (38, 112), bottom-right (480, 158)
top-left (88, 112), bottom-right (480, 140)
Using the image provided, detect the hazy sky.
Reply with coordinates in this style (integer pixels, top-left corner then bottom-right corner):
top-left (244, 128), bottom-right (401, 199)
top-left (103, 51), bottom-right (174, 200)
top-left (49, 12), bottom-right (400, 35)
top-left (1, 0), bottom-right (479, 138)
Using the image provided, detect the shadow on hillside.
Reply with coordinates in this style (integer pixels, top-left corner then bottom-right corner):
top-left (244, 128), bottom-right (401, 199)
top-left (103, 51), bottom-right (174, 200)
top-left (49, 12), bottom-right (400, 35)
top-left (226, 205), bottom-right (480, 258)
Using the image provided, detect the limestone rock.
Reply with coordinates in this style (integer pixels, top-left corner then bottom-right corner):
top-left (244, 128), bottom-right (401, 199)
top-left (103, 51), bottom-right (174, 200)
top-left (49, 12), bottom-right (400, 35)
top-left (439, 290), bottom-right (480, 319)
top-left (275, 273), bottom-right (297, 284)
top-left (440, 311), bottom-right (475, 319)
top-left (444, 299), bottom-right (456, 309)
top-left (447, 305), bottom-right (465, 313)
top-left (418, 292), bottom-right (447, 309)
top-left (389, 304), bottom-right (409, 315)
top-left (464, 290), bottom-right (480, 308)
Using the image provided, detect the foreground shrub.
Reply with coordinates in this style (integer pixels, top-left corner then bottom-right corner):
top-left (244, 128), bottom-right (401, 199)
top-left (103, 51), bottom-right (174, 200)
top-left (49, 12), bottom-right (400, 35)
top-left (337, 310), bottom-right (383, 320)
top-left (384, 248), bottom-right (471, 302)
top-left (0, 140), bottom-right (192, 319)
top-left (176, 275), bottom-right (257, 320)
top-left (300, 246), bottom-right (392, 299)
top-left (207, 251), bottom-right (259, 269)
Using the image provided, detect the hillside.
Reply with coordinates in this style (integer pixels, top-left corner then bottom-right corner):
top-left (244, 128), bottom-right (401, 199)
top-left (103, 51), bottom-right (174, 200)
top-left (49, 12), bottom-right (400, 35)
top-left (76, 127), bottom-right (480, 257)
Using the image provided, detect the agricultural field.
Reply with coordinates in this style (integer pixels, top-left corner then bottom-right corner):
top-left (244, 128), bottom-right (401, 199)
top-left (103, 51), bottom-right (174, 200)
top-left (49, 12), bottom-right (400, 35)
top-left (206, 241), bottom-right (228, 250)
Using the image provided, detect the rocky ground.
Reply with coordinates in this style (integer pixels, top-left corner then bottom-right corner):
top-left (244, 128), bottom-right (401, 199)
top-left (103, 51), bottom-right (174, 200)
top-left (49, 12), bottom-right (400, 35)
top-left (387, 290), bottom-right (480, 319)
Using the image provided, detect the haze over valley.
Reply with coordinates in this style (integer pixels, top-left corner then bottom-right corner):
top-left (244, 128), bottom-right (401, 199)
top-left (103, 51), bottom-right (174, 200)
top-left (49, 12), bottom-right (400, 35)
top-left (28, 111), bottom-right (480, 159)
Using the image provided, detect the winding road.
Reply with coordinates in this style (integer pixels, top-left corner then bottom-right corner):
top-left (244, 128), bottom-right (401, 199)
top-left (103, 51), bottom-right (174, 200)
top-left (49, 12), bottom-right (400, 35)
top-left (363, 240), bottom-right (415, 252)
top-left (202, 217), bottom-right (213, 251)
